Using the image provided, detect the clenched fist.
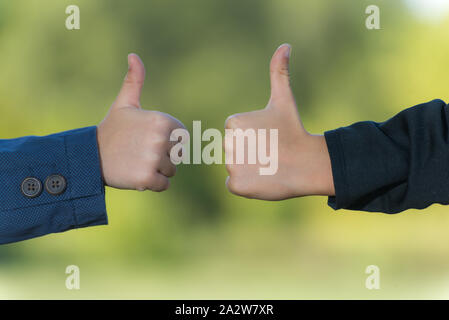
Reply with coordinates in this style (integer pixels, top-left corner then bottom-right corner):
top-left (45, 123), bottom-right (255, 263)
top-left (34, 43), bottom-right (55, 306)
top-left (97, 54), bottom-right (185, 191)
top-left (224, 44), bottom-right (335, 200)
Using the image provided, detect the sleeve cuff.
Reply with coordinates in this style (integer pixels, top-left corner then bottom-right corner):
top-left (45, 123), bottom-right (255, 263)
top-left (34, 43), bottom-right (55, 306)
top-left (324, 129), bottom-right (349, 210)
top-left (64, 126), bottom-right (107, 228)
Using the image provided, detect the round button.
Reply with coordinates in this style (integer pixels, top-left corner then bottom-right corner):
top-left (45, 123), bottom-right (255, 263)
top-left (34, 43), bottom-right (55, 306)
top-left (45, 174), bottom-right (67, 196)
top-left (21, 177), bottom-right (43, 198)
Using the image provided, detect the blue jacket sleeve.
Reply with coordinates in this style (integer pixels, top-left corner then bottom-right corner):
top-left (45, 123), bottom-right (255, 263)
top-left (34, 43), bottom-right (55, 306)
top-left (0, 126), bottom-right (107, 244)
top-left (324, 99), bottom-right (449, 213)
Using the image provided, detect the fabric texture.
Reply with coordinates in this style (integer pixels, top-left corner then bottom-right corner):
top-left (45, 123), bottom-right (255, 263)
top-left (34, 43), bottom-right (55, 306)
top-left (0, 126), bottom-right (107, 244)
top-left (325, 99), bottom-right (449, 213)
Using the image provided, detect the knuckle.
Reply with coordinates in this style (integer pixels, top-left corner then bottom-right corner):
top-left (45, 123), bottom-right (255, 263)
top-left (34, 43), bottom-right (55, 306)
top-left (151, 134), bottom-right (169, 148)
top-left (167, 164), bottom-right (177, 177)
top-left (225, 114), bottom-right (241, 129)
top-left (226, 177), bottom-right (245, 195)
top-left (135, 172), bottom-right (153, 190)
top-left (159, 159), bottom-right (177, 177)
top-left (270, 65), bottom-right (289, 77)
top-left (225, 163), bottom-right (235, 175)
top-left (278, 67), bottom-right (289, 77)
top-left (152, 179), bottom-right (170, 192)
top-left (145, 152), bottom-right (163, 165)
top-left (124, 74), bottom-right (144, 87)
top-left (166, 116), bottom-right (185, 131)
top-left (123, 75), bottom-right (134, 85)
top-left (270, 64), bottom-right (289, 75)
top-left (151, 112), bottom-right (171, 129)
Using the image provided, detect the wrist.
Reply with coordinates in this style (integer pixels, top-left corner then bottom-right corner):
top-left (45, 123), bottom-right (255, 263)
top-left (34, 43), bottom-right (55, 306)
top-left (290, 134), bottom-right (335, 197)
top-left (309, 134), bottom-right (335, 196)
top-left (96, 123), bottom-right (107, 186)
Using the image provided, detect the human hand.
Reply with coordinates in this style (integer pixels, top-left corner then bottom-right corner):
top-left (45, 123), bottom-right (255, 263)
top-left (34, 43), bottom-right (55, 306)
top-left (97, 54), bottom-right (185, 191)
top-left (224, 44), bottom-right (335, 200)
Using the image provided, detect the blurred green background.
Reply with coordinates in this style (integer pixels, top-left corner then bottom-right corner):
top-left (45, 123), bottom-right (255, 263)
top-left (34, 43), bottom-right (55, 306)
top-left (1, 0), bottom-right (449, 299)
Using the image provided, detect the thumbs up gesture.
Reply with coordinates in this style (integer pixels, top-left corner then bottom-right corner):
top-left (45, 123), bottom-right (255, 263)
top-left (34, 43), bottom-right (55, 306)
top-left (97, 54), bottom-right (185, 191)
top-left (224, 44), bottom-right (335, 200)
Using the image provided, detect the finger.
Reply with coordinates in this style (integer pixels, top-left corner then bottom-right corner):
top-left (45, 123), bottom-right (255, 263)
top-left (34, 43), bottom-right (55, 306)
top-left (158, 156), bottom-right (177, 178)
top-left (225, 176), bottom-right (253, 198)
top-left (148, 172), bottom-right (170, 192)
top-left (224, 113), bottom-right (241, 129)
top-left (269, 44), bottom-right (295, 106)
top-left (115, 53), bottom-right (146, 109)
top-left (166, 113), bottom-right (187, 131)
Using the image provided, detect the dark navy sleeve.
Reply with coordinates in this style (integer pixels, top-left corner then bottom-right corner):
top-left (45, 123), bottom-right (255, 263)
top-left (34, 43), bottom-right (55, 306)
top-left (0, 126), bottom-right (107, 244)
top-left (324, 99), bottom-right (449, 213)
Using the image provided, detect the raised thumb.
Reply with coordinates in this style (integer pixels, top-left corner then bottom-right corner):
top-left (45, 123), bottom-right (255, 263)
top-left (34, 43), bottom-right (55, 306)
top-left (268, 44), bottom-right (295, 107)
top-left (115, 53), bottom-right (145, 108)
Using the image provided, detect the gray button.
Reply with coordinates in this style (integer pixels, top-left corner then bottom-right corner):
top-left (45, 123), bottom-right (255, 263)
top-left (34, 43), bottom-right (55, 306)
top-left (21, 177), bottom-right (43, 198)
top-left (45, 174), bottom-right (67, 196)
